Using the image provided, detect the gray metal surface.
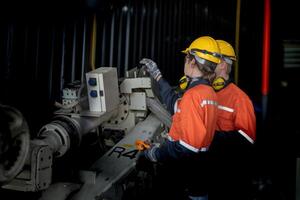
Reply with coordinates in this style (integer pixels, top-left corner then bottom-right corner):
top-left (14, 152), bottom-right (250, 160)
top-left (2, 144), bottom-right (52, 191)
top-left (38, 123), bottom-right (71, 157)
top-left (73, 109), bottom-right (118, 135)
top-left (39, 182), bottom-right (81, 200)
top-left (71, 114), bottom-right (162, 200)
top-left (146, 97), bottom-right (172, 128)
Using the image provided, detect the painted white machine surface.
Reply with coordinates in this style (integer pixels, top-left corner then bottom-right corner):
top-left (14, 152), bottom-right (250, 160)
top-left (71, 114), bottom-right (162, 200)
top-left (86, 67), bottom-right (119, 113)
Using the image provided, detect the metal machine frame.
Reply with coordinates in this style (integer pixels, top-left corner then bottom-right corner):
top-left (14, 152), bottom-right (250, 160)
top-left (0, 67), bottom-right (171, 200)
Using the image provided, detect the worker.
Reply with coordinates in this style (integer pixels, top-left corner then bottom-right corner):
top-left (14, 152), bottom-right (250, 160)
top-left (138, 36), bottom-right (221, 200)
top-left (209, 40), bottom-right (256, 200)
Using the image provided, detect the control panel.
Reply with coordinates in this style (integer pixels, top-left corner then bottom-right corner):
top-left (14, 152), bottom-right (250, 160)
top-left (86, 67), bottom-right (119, 112)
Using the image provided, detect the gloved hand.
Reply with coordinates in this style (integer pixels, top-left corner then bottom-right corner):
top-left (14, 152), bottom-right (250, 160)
top-left (139, 58), bottom-right (162, 81)
top-left (142, 144), bottom-right (159, 162)
top-left (136, 144), bottom-right (159, 172)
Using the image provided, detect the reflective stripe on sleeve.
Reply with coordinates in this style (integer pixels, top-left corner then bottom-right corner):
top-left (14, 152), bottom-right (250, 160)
top-left (167, 135), bottom-right (175, 141)
top-left (218, 105), bottom-right (234, 112)
top-left (174, 99), bottom-right (179, 113)
top-left (174, 98), bottom-right (182, 113)
top-left (200, 100), bottom-right (218, 108)
top-left (238, 130), bottom-right (254, 144)
top-left (179, 140), bottom-right (208, 152)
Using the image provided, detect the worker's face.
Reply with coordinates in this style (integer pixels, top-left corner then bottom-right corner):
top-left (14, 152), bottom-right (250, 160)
top-left (184, 55), bottom-right (194, 77)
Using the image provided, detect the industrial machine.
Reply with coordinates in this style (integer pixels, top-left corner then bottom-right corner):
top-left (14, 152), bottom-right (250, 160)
top-left (0, 67), bottom-right (172, 200)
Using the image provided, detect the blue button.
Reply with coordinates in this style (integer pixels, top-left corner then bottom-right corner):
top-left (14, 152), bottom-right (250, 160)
top-left (88, 78), bottom-right (97, 86)
top-left (90, 90), bottom-right (98, 97)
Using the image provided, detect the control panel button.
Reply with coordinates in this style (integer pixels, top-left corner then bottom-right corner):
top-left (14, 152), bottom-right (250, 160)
top-left (88, 78), bottom-right (97, 86)
top-left (90, 90), bottom-right (98, 97)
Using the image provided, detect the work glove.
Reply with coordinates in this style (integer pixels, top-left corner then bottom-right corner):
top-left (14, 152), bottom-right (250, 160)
top-left (135, 139), bottom-right (160, 162)
top-left (139, 58), bottom-right (162, 81)
top-left (142, 144), bottom-right (160, 162)
top-left (136, 143), bottom-right (159, 172)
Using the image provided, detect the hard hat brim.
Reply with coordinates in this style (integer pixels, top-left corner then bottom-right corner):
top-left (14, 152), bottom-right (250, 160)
top-left (181, 48), bottom-right (189, 54)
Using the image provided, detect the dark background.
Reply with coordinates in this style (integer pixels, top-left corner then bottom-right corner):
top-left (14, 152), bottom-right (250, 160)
top-left (1, 0), bottom-right (300, 199)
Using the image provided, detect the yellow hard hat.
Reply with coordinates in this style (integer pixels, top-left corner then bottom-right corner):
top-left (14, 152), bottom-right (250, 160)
top-left (182, 36), bottom-right (221, 64)
top-left (216, 40), bottom-right (237, 61)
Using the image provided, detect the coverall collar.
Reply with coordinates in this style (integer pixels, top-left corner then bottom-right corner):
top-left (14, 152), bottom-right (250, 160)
top-left (216, 78), bottom-right (232, 92)
top-left (187, 77), bottom-right (210, 90)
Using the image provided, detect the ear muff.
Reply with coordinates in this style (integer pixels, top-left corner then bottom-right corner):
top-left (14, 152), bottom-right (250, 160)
top-left (179, 75), bottom-right (188, 90)
top-left (212, 77), bottom-right (226, 91)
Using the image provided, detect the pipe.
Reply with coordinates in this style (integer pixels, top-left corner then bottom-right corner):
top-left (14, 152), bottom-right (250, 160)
top-left (145, 0), bottom-right (151, 57)
top-left (262, 0), bottom-right (271, 120)
top-left (138, 3), bottom-right (145, 60)
top-left (48, 26), bottom-right (55, 101)
top-left (124, 2), bottom-right (131, 73)
top-left (81, 17), bottom-right (87, 83)
top-left (156, 0), bottom-right (162, 63)
top-left (90, 14), bottom-right (97, 71)
top-left (72, 109), bottom-right (118, 135)
top-left (60, 26), bottom-right (66, 93)
top-left (5, 24), bottom-right (13, 71)
top-left (35, 27), bottom-right (40, 80)
top-left (234, 0), bottom-right (241, 84)
top-left (71, 23), bottom-right (77, 82)
top-left (151, 0), bottom-right (157, 59)
top-left (109, 13), bottom-right (115, 67)
top-left (101, 23), bottom-right (106, 66)
top-left (23, 26), bottom-right (29, 69)
top-left (117, 8), bottom-right (124, 76)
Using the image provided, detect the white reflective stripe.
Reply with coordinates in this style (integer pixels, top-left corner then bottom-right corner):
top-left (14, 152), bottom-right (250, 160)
top-left (179, 140), bottom-right (208, 153)
top-left (174, 99), bottom-right (178, 113)
top-left (174, 98), bottom-right (181, 113)
top-left (167, 135), bottom-right (174, 141)
top-left (218, 105), bottom-right (234, 113)
top-left (200, 100), bottom-right (218, 108)
top-left (238, 130), bottom-right (254, 144)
